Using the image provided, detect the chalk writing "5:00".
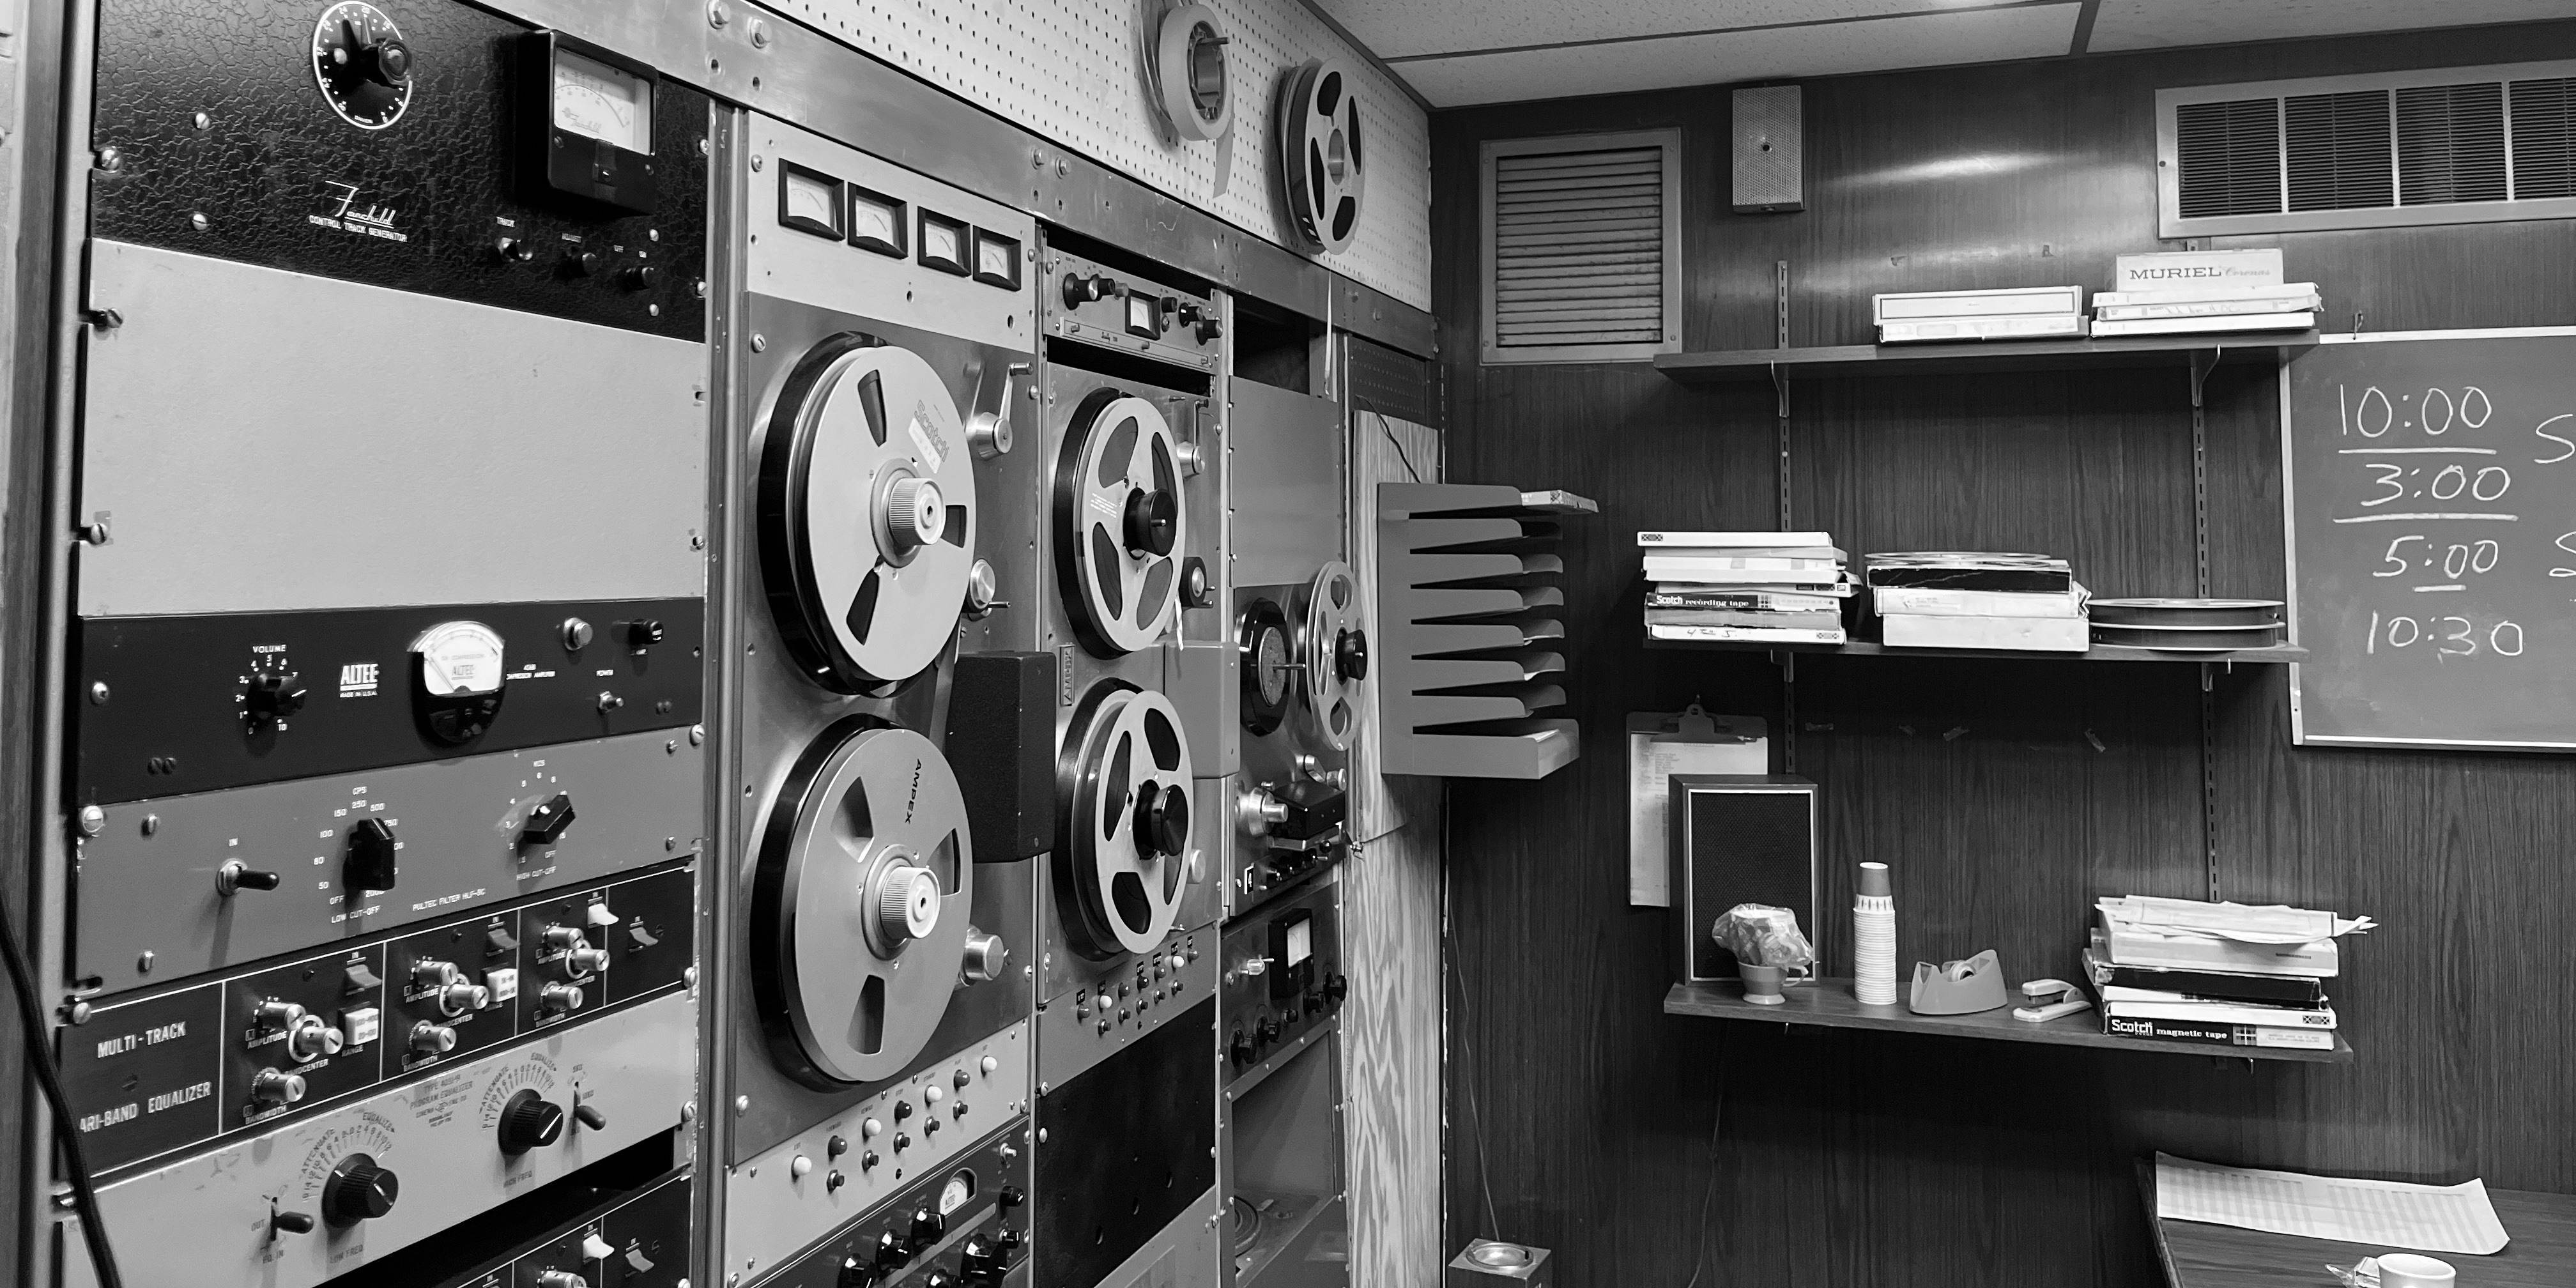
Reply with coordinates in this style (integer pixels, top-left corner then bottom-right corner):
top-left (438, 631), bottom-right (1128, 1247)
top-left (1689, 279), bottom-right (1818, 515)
top-left (2365, 611), bottom-right (2524, 657)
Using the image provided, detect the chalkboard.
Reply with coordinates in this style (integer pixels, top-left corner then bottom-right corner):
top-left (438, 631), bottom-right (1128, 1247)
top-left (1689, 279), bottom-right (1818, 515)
top-left (2284, 328), bottom-right (2576, 749)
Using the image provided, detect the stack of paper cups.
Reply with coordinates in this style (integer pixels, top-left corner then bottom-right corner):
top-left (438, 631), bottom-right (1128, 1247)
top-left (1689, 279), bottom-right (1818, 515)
top-left (1854, 861), bottom-right (1897, 1006)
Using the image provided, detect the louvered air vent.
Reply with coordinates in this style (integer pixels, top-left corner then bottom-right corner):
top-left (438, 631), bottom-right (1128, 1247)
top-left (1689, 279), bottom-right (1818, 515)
top-left (2159, 61), bottom-right (2576, 236)
top-left (1480, 129), bottom-right (1681, 365)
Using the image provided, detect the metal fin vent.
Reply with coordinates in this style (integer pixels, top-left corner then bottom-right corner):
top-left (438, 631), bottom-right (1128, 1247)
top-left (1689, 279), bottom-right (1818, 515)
top-left (2175, 98), bottom-right (2282, 219)
top-left (1482, 130), bottom-right (1680, 364)
top-left (2161, 61), bottom-right (2576, 236)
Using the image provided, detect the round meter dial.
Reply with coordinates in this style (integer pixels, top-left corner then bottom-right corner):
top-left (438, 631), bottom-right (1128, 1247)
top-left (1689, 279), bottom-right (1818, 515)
top-left (311, 2), bottom-right (415, 130)
top-left (410, 621), bottom-right (505, 746)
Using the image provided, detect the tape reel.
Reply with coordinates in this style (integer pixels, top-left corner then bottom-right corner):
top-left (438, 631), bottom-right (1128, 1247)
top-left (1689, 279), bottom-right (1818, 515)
top-left (1154, 4), bottom-right (1232, 143)
top-left (760, 334), bottom-right (978, 693)
top-left (1057, 681), bottom-right (1196, 960)
top-left (750, 719), bottom-right (974, 1087)
top-left (1054, 388), bottom-right (1187, 657)
top-left (1277, 57), bottom-right (1364, 254)
top-left (1296, 561), bottom-right (1367, 752)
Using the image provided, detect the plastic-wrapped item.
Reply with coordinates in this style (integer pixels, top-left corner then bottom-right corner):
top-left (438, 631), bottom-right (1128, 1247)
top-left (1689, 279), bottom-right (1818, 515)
top-left (1711, 903), bottom-right (1815, 981)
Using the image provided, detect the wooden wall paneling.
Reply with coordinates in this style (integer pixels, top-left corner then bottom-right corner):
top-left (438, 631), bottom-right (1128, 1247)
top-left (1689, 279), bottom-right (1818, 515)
top-left (1434, 17), bottom-right (2576, 1288)
top-left (1340, 404), bottom-right (1446, 1285)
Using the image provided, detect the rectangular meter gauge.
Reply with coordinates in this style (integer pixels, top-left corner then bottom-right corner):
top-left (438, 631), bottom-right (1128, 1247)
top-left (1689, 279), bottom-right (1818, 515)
top-left (972, 228), bottom-right (1023, 290)
top-left (919, 210), bottom-right (971, 276)
top-left (778, 162), bottom-right (844, 240)
top-left (850, 185), bottom-right (908, 257)
top-left (519, 31), bottom-right (659, 215)
top-left (1125, 291), bottom-right (1164, 339)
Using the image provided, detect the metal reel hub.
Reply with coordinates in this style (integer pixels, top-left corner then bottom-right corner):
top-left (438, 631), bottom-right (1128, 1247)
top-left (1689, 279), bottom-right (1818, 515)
top-left (1055, 389), bottom-right (1187, 656)
top-left (760, 335), bottom-right (978, 692)
top-left (1057, 682), bottom-right (1197, 959)
top-left (751, 720), bottom-right (974, 1087)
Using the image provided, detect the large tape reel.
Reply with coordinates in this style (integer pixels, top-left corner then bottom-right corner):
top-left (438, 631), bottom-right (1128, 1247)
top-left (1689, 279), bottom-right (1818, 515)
top-left (1277, 57), bottom-right (1364, 254)
top-left (1054, 388), bottom-right (1186, 657)
top-left (751, 719), bottom-right (974, 1087)
top-left (1153, 4), bottom-right (1232, 143)
top-left (1056, 681), bottom-right (1195, 960)
top-left (1295, 561), bottom-right (1367, 752)
top-left (760, 335), bottom-right (978, 693)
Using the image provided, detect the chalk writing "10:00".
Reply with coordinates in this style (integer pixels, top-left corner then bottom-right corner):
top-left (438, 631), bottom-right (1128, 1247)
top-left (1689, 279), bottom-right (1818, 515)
top-left (2365, 611), bottom-right (2524, 657)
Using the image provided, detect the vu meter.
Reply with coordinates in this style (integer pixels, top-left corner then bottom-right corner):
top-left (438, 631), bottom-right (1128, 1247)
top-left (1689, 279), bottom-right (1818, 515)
top-left (411, 620), bottom-right (507, 745)
top-left (310, 1), bottom-right (415, 130)
top-left (519, 31), bottom-right (659, 214)
top-left (850, 186), bottom-right (907, 256)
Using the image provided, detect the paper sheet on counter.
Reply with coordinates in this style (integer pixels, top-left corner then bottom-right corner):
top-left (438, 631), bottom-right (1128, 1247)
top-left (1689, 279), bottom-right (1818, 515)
top-left (2156, 1153), bottom-right (2511, 1255)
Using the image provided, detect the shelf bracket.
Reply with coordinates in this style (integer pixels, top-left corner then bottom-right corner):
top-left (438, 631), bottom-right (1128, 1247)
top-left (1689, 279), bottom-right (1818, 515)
top-left (2187, 347), bottom-right (2220, 410)
top-left (1770, 363), bottom-right (1788, 420)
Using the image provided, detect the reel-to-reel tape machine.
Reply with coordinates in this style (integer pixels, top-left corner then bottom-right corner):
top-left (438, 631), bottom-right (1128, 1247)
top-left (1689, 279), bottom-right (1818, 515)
top-left (716, 116), bottom-right (1041, 1287)
top-left (1233, 560), bottom-right (1368, 910)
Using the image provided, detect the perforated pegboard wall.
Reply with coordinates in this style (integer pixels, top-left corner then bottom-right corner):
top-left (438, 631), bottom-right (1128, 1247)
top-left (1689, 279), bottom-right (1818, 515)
top-left (754, 0), bottom-right (1430, 309)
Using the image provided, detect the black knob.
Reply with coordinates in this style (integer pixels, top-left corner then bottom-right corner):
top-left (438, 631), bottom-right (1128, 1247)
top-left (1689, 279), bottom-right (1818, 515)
top-left (351, 35), bottom-right (411, 88)
top-left (243, 670), bottom-right (307, 726)
top-left (893, 1100), bottom-right (913, 1121)
top-left (1257, 1015), bottom-right (1280, 1045)
top-left (1325, 972), bottom-right (1349, 1007)
top-left (625, 619), bottom-right (666, 648)
top-left (346, 817), bottom-right (398, 893)
top-left (1195, 314), bottom-right (1223, 342)
top-left (924, 1272), bottom-right (956, 1288)
top-left (519, 793), bottom-right (576, 847)
top-left (271, 1209), bottom-right (316, 1236)
top-left (621, 264), bottom-right (659, 291)
top-left (495, 236), bottom-right (536, 263)
top-left (910, 1206), bottom-right (945, 1244)
top-left (960, 1236), bottom-right (1001, 1282)
top-left (1133, 783), bottom-right (1190, 857)
top-left (1061, 272), bottom-right (1118, 308)
top-left (838, 1255), bottom-right (880, 1288)
top-left (565, 250), bottom-right (601, 277)
top-left (995, 1227), bottom-right (1024, 1252)
top-left (1122, 487), bottom-right (1179, 556)
top-left (1180, 556), bottom-right (1213, 608)
top-left (321, 1154), bottom-right (398, 1227)
top-left (1336, 628), bottom-right (1369, 682)
top-left (827, 1134), bottom-right (849, 1159)
top-left (498, 1088), bottom-right (565, 1155)
top-left (573, 1101), bottom-right (608, 1130)
top-left (1229, 1027), bottom-right (1254, 1066)
top-left (997, 1184), bottom-right (1025, 1209)
top-left (875, 1230), bottom-right (908, 1270)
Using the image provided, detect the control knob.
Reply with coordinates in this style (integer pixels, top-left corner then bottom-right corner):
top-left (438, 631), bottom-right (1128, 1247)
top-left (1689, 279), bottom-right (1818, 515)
top-left (620, 264), bottom-right (659, 291)
top-left (537, 982), bottom-right (584, 1017)
top-left (321, 1154), bottom-right (399, 1227)
top-left (838, 1255), bottom-right (880, 1288)
top-left (924, 1273), bottom-right (956, 1288)
top-left (519, 793), bottom-right (576, 847)
top-left (624, 618), bottom-right (665, 648)
top-left (873, 863), bottom-right (941, 946)
top-left (249, 1067), bottom-right (306, 1107)
top-left (409, 1020), bottom-right (457, 1055)
top-left (284, 1013), bottom-right (346, 1062)
top-left (1229, 1027), bottom-right (1255, 1066)
top-left (1257, 1015), bottom-right (1280, 1045)
top-left (910, 1206), bottom-right (945, 1244)
top-left (242, 670), bottom-right (307, 728)
top-left (959, 1235), bottom-right (1004, 1285)
top-left (875, 1230), bottom-right (908, 1270)
top-left (1061, 272), bottom-right (1118, 307)
top-left (1336, 627), bottom-right (1370, 681)
top-left (498, 1088), bottom-right (565, 1155)
top-left (961, 930), bottom-right (1009, 983)
top-left (533, 1273), bottom-right (586, 1288)
top-left (346, 817), bottom-right (399, 893)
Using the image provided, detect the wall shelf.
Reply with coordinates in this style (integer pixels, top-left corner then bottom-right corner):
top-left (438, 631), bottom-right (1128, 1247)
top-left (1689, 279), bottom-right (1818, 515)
top-left (1666, 979), bottom-right (2353, 1063)
top-left (1644, 638), bottom-right (2306, 665)
top-left (1653, 334), bottom-right (2319, 386)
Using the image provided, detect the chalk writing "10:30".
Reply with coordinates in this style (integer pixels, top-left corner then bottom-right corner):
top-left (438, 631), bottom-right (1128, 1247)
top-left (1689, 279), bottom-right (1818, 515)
top-left (2365, 611), bottom-right (2524, 657)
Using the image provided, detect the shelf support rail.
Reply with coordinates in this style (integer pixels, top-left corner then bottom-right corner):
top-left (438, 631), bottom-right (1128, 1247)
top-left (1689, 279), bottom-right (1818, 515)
top-left (2189, 346), bottom-right (2223, 902)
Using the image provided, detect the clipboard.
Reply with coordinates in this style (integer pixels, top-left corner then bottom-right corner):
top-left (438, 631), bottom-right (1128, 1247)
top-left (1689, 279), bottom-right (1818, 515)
top-left (1627, 705), bottom-right (1767, 905)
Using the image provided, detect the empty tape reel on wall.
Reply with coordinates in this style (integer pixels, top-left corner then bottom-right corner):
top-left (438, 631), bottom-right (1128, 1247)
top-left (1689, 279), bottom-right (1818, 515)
top-left (1057, 680), bottom-right (1197, 960)
top-left (1054, 388), bottom-right (1188, 656)
top-left (1151, 3), bottom-right (1232, 144)
top-left (1276, 57), bottom-right (1363, 254)
top-left (760, 334), bottom-right (979, 693)
top-left (749, 719), bottom-right (1005, 1087)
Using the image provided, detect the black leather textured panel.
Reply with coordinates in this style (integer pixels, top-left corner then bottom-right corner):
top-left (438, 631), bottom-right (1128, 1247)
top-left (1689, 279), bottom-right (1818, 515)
top-left (91, 0), bottom-right (707, 338)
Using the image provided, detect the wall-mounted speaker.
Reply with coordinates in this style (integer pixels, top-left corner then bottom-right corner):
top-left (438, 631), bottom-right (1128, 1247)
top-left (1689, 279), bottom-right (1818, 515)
top-left (1731, 85), bottom-right (1804, 213)
top-left (1668, 774), bottom-right (1818, 982)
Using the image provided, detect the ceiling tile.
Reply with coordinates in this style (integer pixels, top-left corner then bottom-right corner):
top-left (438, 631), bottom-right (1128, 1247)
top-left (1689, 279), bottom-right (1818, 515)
top-left (1393, 4), bottom-right (2083, 109)
top-left (1314, 0), bottom-right (1960, 61)
top-left (2087, 0), bottom-right (2576, 53)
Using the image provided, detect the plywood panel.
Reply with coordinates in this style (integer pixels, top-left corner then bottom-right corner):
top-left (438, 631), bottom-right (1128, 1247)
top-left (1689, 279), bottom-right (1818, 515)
top-left (1434, 17), bottom-right (2576, 1288)
top-left (1341, 394), bottom-right (1444, 1286)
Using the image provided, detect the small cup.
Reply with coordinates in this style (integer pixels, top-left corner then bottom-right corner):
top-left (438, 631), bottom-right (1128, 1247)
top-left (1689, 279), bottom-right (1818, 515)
top-left (2374, 1254), bottom-right (2456, 1287)
top-left (1739, 963), bottom-right (1787, 1006)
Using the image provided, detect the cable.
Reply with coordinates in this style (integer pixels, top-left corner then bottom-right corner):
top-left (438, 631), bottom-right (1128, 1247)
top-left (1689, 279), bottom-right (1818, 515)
top-left (1440, 792), bottom-right (1501, 1241)
top-left (1678, 1055), bottom-right (1728, 1288)
top-left (0, 893), bottom-right (123, 1288)
top-left (1369, 408), bottom-right (1424, 484)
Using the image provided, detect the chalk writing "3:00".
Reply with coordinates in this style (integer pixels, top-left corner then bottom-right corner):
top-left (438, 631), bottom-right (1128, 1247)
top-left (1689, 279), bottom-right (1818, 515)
top-left (2365, 611), bottom-right (2524, 657)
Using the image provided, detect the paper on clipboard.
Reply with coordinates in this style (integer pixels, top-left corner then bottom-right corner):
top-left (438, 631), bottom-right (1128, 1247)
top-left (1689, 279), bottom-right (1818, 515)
top-left (1628, 706), bottom-right (1767, 905)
